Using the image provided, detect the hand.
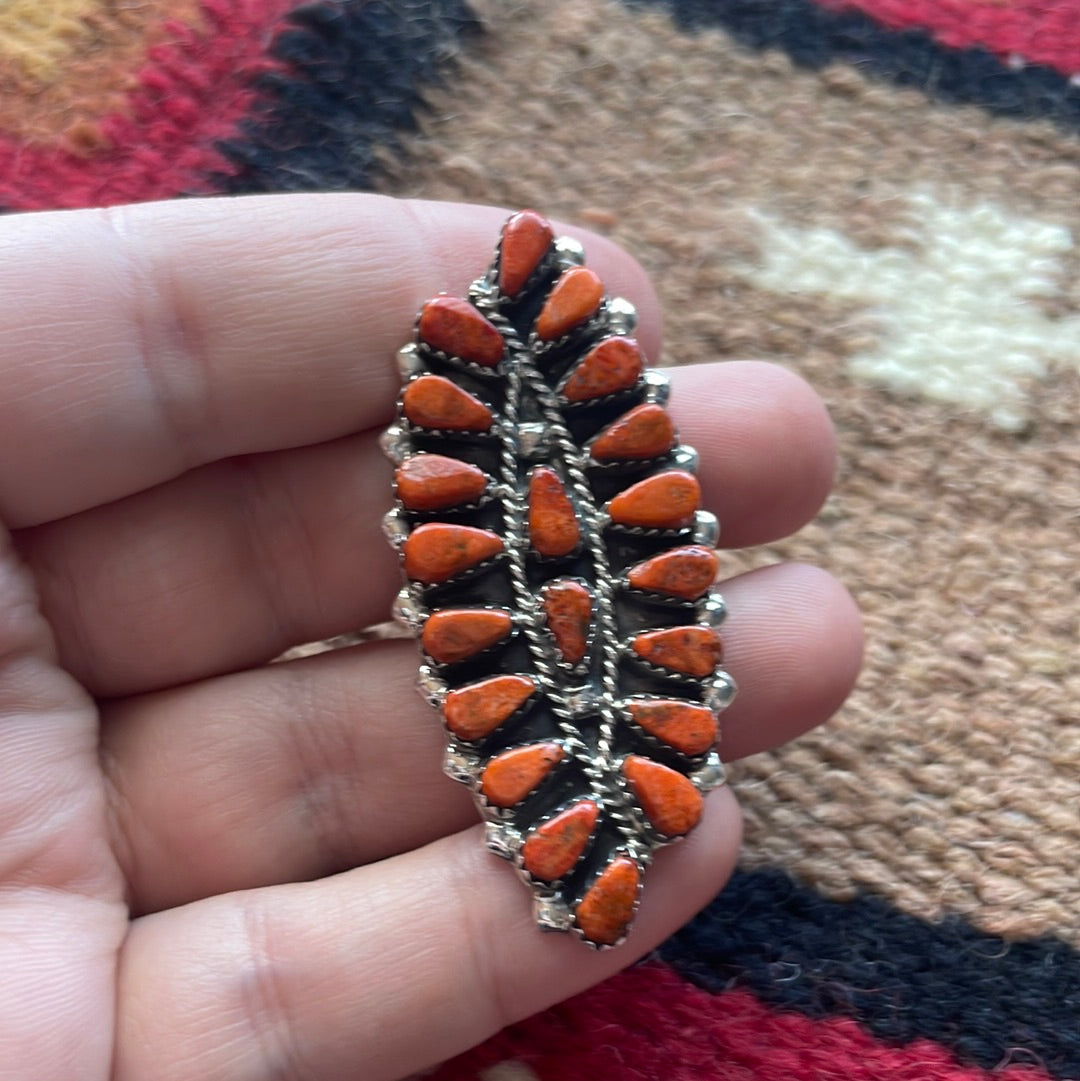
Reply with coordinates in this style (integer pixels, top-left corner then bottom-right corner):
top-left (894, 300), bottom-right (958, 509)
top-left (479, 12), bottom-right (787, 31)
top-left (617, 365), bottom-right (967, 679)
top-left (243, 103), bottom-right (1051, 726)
top-left (0, 196), bottom-right (861, 1081)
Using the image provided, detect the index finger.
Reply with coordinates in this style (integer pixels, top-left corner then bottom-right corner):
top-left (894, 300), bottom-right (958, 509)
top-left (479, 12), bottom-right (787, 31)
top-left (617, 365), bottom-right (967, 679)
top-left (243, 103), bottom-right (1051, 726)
top-left (0, 195), bottom-right (660, 528)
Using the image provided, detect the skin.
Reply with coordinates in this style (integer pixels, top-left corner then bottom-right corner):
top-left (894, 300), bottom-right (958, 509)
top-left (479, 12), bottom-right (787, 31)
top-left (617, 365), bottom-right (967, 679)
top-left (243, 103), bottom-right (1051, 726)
top-left (0, 195), bottom-right (863, 1081)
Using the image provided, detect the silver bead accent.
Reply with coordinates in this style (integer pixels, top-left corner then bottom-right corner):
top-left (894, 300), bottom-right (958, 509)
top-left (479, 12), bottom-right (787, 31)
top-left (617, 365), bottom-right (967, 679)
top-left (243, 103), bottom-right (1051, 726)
top-left (443, 746), bottom-right (478, 784)
top-left (606, 296), bottom-right (638, 335)
top-left (553, 236), bottom-right (586, 268)
top-left (381, 508), bottom-right (410, 550)
top-left (699, 590), bottom-right (727, 627)
top-left (643, 368), bottom-right (671, 405)
top-left (671, 444), bottom-right (699, 473)
top-left (396, 343), bottom-right (424, 378)
top-left (693, 510), bottom-right (721, 546)
top-left (692, 751), bottom-right (727, 793)
top-left (534, 895), bottom-right (574, 933)
top-left (564, 685), bottom-right (602, 717)
top-left (391, 586), bottom-right (425, 631)
top-left (379, 424), bottom-right (409, 464)
top-left (705, 671), bottom-right (738, 713)
top-left (485, 821), bottom-right (521, 860)
top-left (470, 276), bottom-right (499, 303)
top-left (516, 421), bottom-right (550, 460)
top-left (416, 665), bottom-right (448, 709)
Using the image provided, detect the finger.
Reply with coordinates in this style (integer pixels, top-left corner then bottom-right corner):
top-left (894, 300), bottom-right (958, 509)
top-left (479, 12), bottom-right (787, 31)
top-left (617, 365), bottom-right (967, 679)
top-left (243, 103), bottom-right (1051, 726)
top-left (18, 430), bottom-right (399, 698)
top-left (0, 195), bottom-right (659, 528)
top-left (114, 795), bottom-right (741, 1081)
top-left (673, 361), bottom-right (836, 549)
top-left (718, 562), bottom-right (863, 759)
top-left (101, 562), bottom-right (858, 915)
top-left (21, 361), bottom-right (835, 698)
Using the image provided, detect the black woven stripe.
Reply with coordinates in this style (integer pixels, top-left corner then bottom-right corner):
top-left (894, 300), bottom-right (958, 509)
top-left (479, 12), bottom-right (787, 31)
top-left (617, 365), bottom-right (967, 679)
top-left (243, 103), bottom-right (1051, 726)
top-left (659, 868), bottom-right (1080, 1077)
top-left (627, 0), bottom-right (1080, 129)
top-left (217, 0), bottom-right (481, 194)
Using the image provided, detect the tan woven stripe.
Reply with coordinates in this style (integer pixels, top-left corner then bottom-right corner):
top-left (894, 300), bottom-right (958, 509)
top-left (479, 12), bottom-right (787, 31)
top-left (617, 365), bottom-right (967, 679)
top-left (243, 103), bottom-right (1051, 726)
top-left (0, 0), bottom-right (205, 150)
top-left (0, 0), bottom-right (103, 81)
top-left (379, 0), bottom-right (1080, 942)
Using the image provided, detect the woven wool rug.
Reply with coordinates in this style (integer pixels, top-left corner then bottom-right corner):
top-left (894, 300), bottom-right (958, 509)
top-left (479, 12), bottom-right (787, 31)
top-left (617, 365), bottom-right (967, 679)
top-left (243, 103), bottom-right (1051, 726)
top-left (3, 2), bottom-right (1078, 1078)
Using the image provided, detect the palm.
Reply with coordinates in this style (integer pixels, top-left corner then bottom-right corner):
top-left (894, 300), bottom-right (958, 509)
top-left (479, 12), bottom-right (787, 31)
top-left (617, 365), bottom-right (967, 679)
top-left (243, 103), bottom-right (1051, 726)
top-left (0, 195), bottom-right (860, 1081)
top-left (0, 649), bottom-right (124, 1080)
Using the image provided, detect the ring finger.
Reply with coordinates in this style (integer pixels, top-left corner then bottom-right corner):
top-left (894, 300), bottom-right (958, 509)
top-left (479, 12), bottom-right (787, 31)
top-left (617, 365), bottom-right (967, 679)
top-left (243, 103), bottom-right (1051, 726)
top-left (101, 560), bottom-right (862, 915)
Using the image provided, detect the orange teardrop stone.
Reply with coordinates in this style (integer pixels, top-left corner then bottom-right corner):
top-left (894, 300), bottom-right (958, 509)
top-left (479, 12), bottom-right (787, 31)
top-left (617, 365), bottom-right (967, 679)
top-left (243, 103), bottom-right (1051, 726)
top-left (535, 267), bottom-right (604, 341)
top-left (628, 699), bottom-right (718, 756)
top-left (396, 454), bottom-right (488, 512)
top-left (402, 375), bottom-right (493, 432)
top-left (443, 674), bottom-right (536, 741)
top-left (622, 755), bottom-right (704, 837)
top-left (521, 800), bottom-right (599, 881)
top-left (542, 579), bottom-right (592, 666)
top-left (481, 742), bottom-right (564, 808)
top-left (498, 210), bottom-right (554, 298)
top-left (575, 856), bottom-right (640, 946)
top-left (561, 337), bottom-right (643, 402)
top-left (608, 470), bottom-right (700, 529)
top-left (418, 296), bottom-right (504, 367)
top-left (632, 625), bottom-right (723, 677)
top-left (422, 609), bottom-right (512, 665)
top-left (590, 403), bottom-right (676, 462)
top-left (402, 523), bottom-right (503, 584)
top-left (627, 545), bottom-right (719, 600)
top-left (528, 467), bottom-right (580, 557)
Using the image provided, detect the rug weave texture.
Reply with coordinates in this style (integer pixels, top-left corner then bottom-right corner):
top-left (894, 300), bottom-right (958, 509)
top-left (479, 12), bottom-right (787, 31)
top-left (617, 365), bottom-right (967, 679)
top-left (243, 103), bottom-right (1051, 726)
top-left (2, 1), bottom-right (1078, 1078)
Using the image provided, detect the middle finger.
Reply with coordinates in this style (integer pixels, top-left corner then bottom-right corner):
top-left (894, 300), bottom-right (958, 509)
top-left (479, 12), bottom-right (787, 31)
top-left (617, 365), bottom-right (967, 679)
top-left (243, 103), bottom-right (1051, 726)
top-left (19, 361), bottom-right (834, 699)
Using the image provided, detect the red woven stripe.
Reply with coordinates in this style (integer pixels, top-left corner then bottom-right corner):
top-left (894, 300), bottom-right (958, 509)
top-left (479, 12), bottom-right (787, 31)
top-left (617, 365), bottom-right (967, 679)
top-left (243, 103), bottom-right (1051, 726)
top-left (432, 963), bottom-right (1054, 1080)
top-left (818, 0), bottom-right (1080, 76)
top-left (0, 0), bottom-right (295, 210)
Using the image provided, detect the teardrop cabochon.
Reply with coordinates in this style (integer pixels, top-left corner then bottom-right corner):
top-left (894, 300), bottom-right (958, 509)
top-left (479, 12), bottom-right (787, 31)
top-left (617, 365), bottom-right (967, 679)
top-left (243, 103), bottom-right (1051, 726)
top-left (383, 212), bottom-right (736, 947)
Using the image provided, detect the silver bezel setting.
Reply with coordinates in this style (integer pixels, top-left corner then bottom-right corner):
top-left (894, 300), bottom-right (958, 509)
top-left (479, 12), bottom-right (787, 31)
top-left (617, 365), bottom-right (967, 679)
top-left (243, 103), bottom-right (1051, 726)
top-left (381, 224), bottom-right (734, 948)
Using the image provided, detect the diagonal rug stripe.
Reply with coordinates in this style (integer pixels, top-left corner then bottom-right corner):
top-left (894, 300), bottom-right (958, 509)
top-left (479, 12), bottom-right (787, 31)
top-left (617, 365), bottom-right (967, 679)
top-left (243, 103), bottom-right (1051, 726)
top-left (658, 869), bottom-right (1080, 1077)
top-left (627, 0), bottom-right (1080, 128)
top-left (217, 0), bottom-right (483, 195)
top-left (0, 0), bottom-right (295, 209)
top-left (0, 0), bottom-right (479, 209)
top-left (818, 0), bottom-right (1080, 76)
top-left (431, 965), bottom-right (1058, 1081)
